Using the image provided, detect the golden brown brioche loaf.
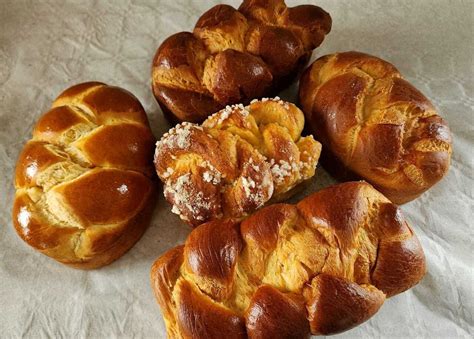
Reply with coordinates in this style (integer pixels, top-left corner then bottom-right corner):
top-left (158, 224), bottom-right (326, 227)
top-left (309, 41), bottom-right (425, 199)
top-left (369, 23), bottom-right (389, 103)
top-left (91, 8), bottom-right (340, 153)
top-left (12, 82), bottom-right (156, 269)
top-left (151, 181), bottom-right (426, 337)
top-left (299, 52), bottom-right (452, 204)
top-left (154, 97), bottom-right (321, 226)
top-left (152, 0), bottom-right (331, 123)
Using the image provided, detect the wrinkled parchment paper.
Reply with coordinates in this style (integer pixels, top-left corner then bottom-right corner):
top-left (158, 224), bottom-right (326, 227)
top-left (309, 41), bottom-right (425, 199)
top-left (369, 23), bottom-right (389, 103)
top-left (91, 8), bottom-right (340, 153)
top-left (0, 0), bottom-right (472, 337)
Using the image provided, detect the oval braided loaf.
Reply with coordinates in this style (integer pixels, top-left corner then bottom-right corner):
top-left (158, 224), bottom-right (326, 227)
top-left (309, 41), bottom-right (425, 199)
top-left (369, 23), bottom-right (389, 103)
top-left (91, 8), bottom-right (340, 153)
top-left (152, 0), bottom-right (331, 122)
top-left (299, 51), bottom-right (452, 204)
top-left (12, 82), bottom-right (156, 269)
top-left (154, 98), bottom-right (321, 226)
top-left (151, 181), bottom-right (426, 337)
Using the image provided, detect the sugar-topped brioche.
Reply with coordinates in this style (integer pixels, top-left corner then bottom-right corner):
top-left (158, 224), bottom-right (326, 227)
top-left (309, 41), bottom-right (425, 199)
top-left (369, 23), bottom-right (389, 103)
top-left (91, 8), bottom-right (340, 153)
top-left (154, 98), bottom-right (321, 226)
top-left (12, 82), bottom-right (156, 269)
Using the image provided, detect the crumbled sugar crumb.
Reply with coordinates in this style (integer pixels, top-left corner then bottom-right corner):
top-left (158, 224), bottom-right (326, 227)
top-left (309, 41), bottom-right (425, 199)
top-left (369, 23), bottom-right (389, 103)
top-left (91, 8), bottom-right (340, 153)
top-left (174, 173), bottom-right (190, 188)
top-left (241, 176), bottom-right (254, 198)
top-left (162, 167), bottom-right (174, 179)
top-left (241, 174), bottom-right (269, 208)
top-left (153, 145), bottom-right (160, 162)
top-left (269, 154), bottom-right (317, 184)
top-left (263, 172), bottom-right (274, 198)
top-left (203, 171), bottom-right (213, 183)
top-left (165, 173), bottom-right (214, 221)
top-left (253, 96), bottom-right (290, 110)
top-left (271, 160), bottom-right (293, 183)
top-left (200, 161), bottom-right (222, 185)
top-left (156, 122), bottom-right (203, 157)
top-left (238, 157), bottom-right (275, 209)
top-left (205, 103), bottom-right (250, 128)
top-left (205, 97), bottom-right (292, 129)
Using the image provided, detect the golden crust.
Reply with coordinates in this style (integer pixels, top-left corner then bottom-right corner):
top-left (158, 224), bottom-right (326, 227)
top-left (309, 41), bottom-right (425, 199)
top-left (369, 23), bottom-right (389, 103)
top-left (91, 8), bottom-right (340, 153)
top-left (246, 285), bottom-right (310, 338)
top-left (151, 181), bottom-right (426, 337)
top-left (154, 98), bottom-right (322, 226)
top-left (299, 51), bottom-right (452, 204)
top-left (152, 0), bottom-right (331, 123)
top-left (304, 274), bottom-right (385, 335)
top-left (12, 82), bottom-right (156, 269)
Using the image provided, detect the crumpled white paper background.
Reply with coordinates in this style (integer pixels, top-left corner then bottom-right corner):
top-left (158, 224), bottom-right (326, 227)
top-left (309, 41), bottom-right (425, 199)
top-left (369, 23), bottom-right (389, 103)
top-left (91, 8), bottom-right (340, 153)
top-left (0, 0), bottom-right (472, 337)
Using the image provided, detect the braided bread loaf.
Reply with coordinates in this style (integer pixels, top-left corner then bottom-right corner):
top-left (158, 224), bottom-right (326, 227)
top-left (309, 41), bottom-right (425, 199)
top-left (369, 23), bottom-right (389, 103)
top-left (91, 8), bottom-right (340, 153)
top-left (154, 98), bottom-right (321, 226)
top-left (152, 0), bottom-right (331, 123)
top-left (299, 52), bottom-right (452, 204)
top-left (151, 181), bottom-right (426, 337)
top-left (12, 82), bottom-right (156, 269)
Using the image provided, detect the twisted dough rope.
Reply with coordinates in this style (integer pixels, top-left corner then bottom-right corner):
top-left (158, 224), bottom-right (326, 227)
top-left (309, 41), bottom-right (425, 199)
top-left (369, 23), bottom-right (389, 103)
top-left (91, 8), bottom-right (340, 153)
top-left (152, 0), bottom-right (331, 122)
top-left (151, 181), bottom-right (426, 337)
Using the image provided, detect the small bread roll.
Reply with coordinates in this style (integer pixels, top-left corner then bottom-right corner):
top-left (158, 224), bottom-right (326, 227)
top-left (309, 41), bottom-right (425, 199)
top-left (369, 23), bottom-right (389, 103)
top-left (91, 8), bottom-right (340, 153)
top-left (154, 98), bottom-right (321, 226)
top-left (152, 0), bottom-right (331, 123)
top-left (12, 82), bottom-right (156, 269)
top-left (299, 51), bottom-right (452, 204)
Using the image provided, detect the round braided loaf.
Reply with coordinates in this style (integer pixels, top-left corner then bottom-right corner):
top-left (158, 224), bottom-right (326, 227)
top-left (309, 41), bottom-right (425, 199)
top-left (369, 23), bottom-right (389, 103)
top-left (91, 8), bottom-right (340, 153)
top-left (299, 52), bottom-right (452, 204)
top-left (12, 82), bottom-right (156, 269)
top-left (151, 181), bottom-right (426, 337)
top-left (152, 0), bottom-right (331, 123)
top-left (154, 98), bottom-right (321, 226)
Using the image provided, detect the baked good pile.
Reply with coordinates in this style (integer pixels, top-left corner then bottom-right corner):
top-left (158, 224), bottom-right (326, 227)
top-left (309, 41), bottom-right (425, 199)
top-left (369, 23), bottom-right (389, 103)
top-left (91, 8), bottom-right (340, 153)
top-left (11, 0), bottom-right (453, 337)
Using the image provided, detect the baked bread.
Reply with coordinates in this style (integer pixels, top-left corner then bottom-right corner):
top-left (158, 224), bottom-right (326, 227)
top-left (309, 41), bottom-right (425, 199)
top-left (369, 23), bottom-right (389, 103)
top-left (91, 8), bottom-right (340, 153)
top-left (151, 181), bottom-right (426, 337)
top-left (152, 0), bottom-right (331, 123)
top-left (299, 51), bottom-right (452, 204)
top-left (154, 97), bottom-right (321, 226)
top-left (12, 82), bottom-right (156, 269)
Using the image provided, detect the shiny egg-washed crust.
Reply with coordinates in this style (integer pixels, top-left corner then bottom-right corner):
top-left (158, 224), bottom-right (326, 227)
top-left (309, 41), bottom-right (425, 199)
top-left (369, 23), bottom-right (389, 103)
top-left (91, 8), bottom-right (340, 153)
top-left (154, 98), bottom-right (321, 227)
top-left (12, 82), bottom-right (156, 269)
top-left (152, 0), bottom-right (331, 123)
top-left (299, 51), bottom-right (452, 204)
top-left (151, 181), bottom-right (426, 337)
